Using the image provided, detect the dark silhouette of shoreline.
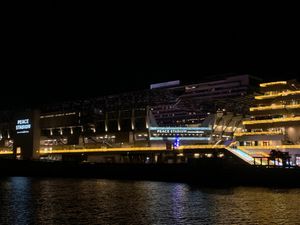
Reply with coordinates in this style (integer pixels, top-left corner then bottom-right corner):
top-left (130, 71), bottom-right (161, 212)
top-left (1, 158), bottom-right (299, 187)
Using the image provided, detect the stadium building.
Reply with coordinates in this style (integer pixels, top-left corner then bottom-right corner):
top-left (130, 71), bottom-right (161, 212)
top-left (0, 74), bottom-right (259, 162)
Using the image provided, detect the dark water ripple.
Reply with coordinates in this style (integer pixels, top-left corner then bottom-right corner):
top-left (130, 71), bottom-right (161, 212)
top-left (0, 177), bottom-right (299, 225)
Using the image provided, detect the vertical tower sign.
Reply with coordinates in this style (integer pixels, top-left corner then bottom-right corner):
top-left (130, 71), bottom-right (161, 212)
top-left (13, 110), bottom-right (40, 160)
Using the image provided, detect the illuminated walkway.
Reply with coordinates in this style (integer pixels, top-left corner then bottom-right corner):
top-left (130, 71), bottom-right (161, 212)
top-left (225, 147), bottom-right (255, 165)
top-left (1, 145), bottom-right (299, 167)
top-left (39, 145), bottom-right (226, 154)
top-left (0, 145), bottom-right (225, 155)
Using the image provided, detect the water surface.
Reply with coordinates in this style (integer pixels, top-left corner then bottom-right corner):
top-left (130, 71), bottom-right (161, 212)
top-left (0, 177), bottom-right (299, 224)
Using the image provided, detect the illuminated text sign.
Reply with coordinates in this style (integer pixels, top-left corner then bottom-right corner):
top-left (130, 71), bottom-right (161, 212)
top-left (16, 119), bottom-right (31, 134)
top-left (149, 127), bottom-right (211, 141)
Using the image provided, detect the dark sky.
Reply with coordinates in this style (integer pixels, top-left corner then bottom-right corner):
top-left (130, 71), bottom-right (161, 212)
top-left (2, 5), bottom-right (299, 109)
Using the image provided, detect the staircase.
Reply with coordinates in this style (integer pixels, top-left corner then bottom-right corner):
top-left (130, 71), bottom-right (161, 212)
top-left (225, 147), bottom-right (275, 166)
top-left (225, 147), bottom-right (254, 165)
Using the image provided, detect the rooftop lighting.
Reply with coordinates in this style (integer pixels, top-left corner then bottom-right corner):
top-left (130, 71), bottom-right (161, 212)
top-left (259, 81), bottom-right (287, 87)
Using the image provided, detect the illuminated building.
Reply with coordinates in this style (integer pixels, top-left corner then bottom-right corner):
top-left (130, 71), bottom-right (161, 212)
top-left (235, 80), bottom-right (300, 165)
top-left (0, 74), bottom-right (258, 161)
top-left (151, 74), bottom-right (257, 126)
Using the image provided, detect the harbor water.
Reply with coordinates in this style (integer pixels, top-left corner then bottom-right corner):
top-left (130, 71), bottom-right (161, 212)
top-left (0, 177), bottom-right (299, 224)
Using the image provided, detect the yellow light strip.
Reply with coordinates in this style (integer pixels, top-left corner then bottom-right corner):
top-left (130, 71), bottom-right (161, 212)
top-left (259, 81), bottom-right (287, 87)
top-left (243, 116), bottom-right (300, 125)
top-left (177, 145), bottom-right (225, 150)
top-left (250, 104), bottom-right (300, 111)
top-left (239, 145), bottom-right (300, 150)
top-left (250, 105), bottom-right (284, 111)
top-left (255, 90), bottom-right (300, 100)
top-left (258, 152), bottom-right (270, 157)
top-left (40, 145), bottom-right (226, 154)
top-left (40, 147), bottom-right (164, 154)
top-left (0, 151), bottom-right (13, 155)
top-left (287, 104), bottom-right (300, 109)
top-left (234, 131), bottom-right (283, 136)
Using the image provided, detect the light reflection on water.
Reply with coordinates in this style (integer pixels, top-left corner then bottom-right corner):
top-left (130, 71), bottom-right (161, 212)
top-left (0, 177), bottom-right (299, 225)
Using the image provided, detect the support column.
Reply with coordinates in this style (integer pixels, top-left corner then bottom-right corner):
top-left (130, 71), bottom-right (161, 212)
top-left (105, 112), bottom-right (108, 132)
top-left (131, 108), bottom-right (135, 130)
top-left (118, 110), bottom-right (121, 131)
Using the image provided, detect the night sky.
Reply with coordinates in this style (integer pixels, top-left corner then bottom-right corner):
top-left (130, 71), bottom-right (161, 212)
top-left (2, 5), bottom-right (299, 109)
